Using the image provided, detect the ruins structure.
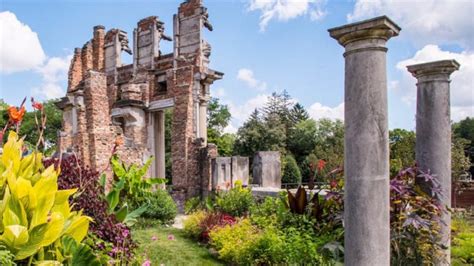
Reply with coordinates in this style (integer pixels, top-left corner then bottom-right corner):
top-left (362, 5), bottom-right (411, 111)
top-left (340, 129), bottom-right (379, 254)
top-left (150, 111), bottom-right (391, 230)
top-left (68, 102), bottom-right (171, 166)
top-left (56, 0), bottom-right (223, 198)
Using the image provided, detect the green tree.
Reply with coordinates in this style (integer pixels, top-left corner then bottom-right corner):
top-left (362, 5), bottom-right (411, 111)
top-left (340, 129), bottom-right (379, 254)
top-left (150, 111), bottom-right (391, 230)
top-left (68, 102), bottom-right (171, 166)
top-left (453, 117), bottom-right (474, 176)
top-left (282, 154), bottom-right (302, 184)
top-left (287, 119), bottom-right (317, 163)
top-left (206, 97), bottom-right (235, 156)
top-left (234, 109), bottom-right (266, 157)
top-left (289, 102), bottom-right (309, 125)
top-left (0, 99), bottom-right (62, 153)
top-left (389, 129), bottom-right (416, 176)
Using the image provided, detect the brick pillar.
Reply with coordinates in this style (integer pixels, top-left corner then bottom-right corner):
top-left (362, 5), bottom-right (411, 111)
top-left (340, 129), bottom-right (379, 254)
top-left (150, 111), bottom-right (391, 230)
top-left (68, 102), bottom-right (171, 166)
top-left (93, 25), bottom-right (105, 71)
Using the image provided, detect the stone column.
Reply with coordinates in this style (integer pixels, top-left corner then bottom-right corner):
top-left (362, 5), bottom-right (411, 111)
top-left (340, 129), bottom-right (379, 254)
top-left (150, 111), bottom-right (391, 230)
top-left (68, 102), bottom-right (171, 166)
top-left (328, 16), bottom-right (400, 266)
top-left (155, 110), bottom-right (166, 178)
top-left (407, 59), bottom-right (460, 264)
top-left (199, 100), bottom-right (208, 145)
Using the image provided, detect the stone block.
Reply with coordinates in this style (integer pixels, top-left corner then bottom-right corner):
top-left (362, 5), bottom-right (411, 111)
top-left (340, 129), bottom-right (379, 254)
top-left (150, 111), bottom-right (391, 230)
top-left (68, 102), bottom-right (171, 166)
top-left (231, 156), bottom-right (249, 186)
top-left (253, 151), bottom-right (281, 188)
top-left (211, 157), bottom-right (231, 190)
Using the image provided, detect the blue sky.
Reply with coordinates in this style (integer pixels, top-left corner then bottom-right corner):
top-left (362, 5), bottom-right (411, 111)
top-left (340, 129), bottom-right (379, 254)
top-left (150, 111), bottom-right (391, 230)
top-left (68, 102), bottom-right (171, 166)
top-left (1, 0), bottom-right (473, 132)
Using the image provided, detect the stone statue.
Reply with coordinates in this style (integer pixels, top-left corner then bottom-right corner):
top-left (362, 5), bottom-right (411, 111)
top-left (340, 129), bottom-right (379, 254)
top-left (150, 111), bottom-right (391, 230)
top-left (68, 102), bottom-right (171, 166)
top-left (202, 8), bottom-right (213, 31)
top-left (118, 30), bottom-right (132, 55)
top-left (202, 40), bottom-right (211, 58)
top-left (157, 21), bottom-right (172, 42)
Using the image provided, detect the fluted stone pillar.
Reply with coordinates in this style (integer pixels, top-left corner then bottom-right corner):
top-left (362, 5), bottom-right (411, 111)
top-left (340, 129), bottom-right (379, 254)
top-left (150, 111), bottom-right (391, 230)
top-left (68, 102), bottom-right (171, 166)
top-left (407, 59), bottom-right (460, 264)
top-left (328, 16), bottom-right (400, 266)
top-left (155, 110), bottom-right (166, 178)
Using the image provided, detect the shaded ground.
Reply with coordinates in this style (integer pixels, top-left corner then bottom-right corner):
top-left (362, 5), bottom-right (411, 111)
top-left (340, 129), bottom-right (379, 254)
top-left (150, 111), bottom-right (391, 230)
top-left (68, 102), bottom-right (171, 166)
top-left (133, 225), bottom-right (222, 266)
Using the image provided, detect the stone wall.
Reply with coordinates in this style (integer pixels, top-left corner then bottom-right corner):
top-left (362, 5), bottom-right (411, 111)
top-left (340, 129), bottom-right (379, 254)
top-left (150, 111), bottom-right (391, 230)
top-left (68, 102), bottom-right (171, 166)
top-left (253, 151), bottom-right (282, 188)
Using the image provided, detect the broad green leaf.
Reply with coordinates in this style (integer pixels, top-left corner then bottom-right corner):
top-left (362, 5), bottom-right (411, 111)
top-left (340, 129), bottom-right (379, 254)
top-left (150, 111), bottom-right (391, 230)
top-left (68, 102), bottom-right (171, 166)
top-left (63, 216), bottom-right (90, 243)
top-left (123, 204), bottom-right (148, 226)
top-left (4, 193), bottom-right (27, 227)
top-left (110, 155), bottom-right (126, 177)
top-left (71, 242), bottom-right (101, 266)
top-left (99, 173), bottom-right (106, 188)
top-left (40, 212), bottom-right (65, 247)
top-left (54, 189), bottom-right (77, 206)
top-left (15, 223), bottom-right (48, 260)
top-left (1, 225), bottom-right (29, 248)
top-left (114, 204), bottom-right (128, 222)
top-left (105, 190), bottom-right (119, 211)
top-left (36, 261), bottom-right (62, 266)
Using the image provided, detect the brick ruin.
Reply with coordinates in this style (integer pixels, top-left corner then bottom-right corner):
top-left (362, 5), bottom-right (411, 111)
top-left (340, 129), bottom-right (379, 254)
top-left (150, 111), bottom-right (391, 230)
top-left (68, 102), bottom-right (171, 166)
top-left (56, 0), bottom-right (223, 198)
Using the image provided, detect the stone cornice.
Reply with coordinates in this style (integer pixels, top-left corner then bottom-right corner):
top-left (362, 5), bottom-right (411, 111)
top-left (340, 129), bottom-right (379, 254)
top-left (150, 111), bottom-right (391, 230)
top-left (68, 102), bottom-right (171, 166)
top-left (407, 60), bottom-right (460, 80)
top-left (328, 16), bottom-right (401, 47)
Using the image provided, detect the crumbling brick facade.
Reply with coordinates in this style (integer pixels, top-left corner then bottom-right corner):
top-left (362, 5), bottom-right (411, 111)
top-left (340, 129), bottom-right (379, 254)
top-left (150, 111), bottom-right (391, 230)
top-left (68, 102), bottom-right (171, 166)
top-left (56, 0), bottom-right (222, 198)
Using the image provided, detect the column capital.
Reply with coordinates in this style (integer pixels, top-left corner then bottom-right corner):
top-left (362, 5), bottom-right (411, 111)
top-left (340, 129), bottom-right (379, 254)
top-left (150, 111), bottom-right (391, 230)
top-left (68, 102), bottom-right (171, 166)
top-left (328, 15), bottom-right (400, 49)
top-left (407, 59), bottom-right (460, 81)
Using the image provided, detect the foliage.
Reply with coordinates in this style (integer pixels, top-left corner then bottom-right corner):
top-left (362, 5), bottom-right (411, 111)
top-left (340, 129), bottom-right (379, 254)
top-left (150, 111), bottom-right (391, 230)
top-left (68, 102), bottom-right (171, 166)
top-left (209, 219), bottom-right (261, 264)
top-left (282, 154), bottom-right (302, 184)
top-left (453, 117), bottom-right (474, 176)
top-left (0, 244), bottom-right (15, 266)
top-left (215, 181), bottom-right (254, 217)
top-left (0, 132), bottom-right (91, 263)
top-left (43, 155), bottom-right (135, 262)
top-left (140, 189), bottom-right (177, 225)
top-left (287, 119), bottom-right (317, 163)
top-left (183, 211), bottom-right (208, 240)
top-left (451, 214), bottom-right (474, 265)
top-left (389, 129), bottom-right (416, 176)
top-left (390, 166), bottom-right (445, 265)
top-left (105, 154), bottom-right (166, 226)
top-left (207, 98), bottom-right (235, 156)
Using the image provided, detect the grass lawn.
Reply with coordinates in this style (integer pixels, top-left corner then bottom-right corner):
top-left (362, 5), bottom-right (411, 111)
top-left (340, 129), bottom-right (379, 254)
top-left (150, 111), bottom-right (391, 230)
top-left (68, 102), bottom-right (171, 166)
top-left (133, 223), bottom-right (223, 266)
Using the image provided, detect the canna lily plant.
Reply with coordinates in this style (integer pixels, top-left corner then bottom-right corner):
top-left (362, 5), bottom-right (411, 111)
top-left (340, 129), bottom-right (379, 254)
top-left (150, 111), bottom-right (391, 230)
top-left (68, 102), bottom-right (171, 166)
top-left (0, 131), bottom-right (94, 264)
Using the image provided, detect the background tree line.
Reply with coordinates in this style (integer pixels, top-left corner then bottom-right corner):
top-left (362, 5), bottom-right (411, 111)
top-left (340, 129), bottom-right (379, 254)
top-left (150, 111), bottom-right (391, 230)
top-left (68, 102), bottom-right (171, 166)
top-left (1, 96), bottom-right (472, 185)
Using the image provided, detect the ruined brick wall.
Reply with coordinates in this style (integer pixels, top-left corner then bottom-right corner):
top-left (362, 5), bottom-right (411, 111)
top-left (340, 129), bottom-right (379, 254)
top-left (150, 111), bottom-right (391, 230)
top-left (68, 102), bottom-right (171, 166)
top-left (57, 0), bottom-right (222, 200)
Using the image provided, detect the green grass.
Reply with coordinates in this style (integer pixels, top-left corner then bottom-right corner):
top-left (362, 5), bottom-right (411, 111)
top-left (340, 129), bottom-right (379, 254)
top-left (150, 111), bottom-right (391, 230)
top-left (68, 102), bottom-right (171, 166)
top-left (132, 223), bottom-right (223, 266)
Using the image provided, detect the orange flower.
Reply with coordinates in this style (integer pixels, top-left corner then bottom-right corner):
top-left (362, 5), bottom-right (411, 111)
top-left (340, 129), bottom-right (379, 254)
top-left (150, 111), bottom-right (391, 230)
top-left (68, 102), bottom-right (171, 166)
top-left (114, 136), bottom-right (124, 146)
top-left (32, 101), bottom-right (43, 110)
top-left (317, 159), bottom-right (326, 171)
top-left (7, 106), bottom-right (26, 124)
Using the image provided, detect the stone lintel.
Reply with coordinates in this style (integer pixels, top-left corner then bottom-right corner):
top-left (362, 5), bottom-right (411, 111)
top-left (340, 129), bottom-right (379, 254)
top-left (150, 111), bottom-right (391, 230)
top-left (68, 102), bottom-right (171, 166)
top-left (407, 59), bottom-right (460, 80)
top-left (328, 15), bottom-right (401, 47)
top-left (149, 98), bottom-right (175, 111)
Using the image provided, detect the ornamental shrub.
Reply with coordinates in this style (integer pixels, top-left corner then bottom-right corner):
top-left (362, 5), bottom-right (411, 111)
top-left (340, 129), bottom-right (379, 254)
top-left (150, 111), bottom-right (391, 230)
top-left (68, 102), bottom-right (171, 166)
top-left (282, 154), bottom-right (302, 184)
top-left (183, 210), bottom-right (207, 239)
top-left (140, 189), bottom-right (177, 225)
top-left (43, 154), bottom-right (135, 261)
top-left (0, 132), bottom-right (94, 264)
top-left (216, 180), bottom-right (254, 217)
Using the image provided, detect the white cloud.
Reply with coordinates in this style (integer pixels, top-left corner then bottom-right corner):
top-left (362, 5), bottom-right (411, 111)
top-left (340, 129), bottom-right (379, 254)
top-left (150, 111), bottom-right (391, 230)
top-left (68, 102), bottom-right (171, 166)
top-left (347, 0), bottom-right (474, 49)
top-left (394, 45), bottom-right (473, 121)
top-left (248, 0), bottom-right (327, 31)
top-left (32, 55), bottom-right (72, 100)
top-left (228, 94), bottom-right (270, 123)
top-left (237, 68), bottom-right (267, 91)
top-left (308, 102), bottom-right (344, 121)
top-left (0, 11), bottom-right (46, 73)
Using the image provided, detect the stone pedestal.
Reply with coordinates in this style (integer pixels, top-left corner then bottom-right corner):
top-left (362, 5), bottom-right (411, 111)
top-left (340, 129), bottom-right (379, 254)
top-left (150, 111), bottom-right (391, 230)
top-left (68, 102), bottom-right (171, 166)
top-left (253, 151), bottom-right (281, 188)
top-left (329, 16), bottom-right (400, 266)
top-left (232, 156), bottom-right (249, 187)
top-left (211, 157), bottom-right (232, 189)
top-left (407, 59), bottom-right (460, 264)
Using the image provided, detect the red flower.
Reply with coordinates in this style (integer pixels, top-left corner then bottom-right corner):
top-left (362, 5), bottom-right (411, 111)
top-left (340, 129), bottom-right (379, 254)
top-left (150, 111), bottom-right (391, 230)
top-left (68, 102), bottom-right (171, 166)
top-left (32, 101), bottom-right (43, 110)
top-left (330, 179), bottom-right (338, 189)
top-left (317, 159), bottom-right (326, 171)
top-left (7, 106), bottom-right (26, 124)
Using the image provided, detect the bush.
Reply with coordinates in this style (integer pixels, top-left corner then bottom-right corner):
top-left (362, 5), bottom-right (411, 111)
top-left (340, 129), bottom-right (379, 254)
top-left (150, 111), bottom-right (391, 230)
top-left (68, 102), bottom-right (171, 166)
top-left (452, 214), bottom-right (474, 265)
top-left (0, 132), bottom-right (94, 264)
top-left (183, 210), bottom-right (208, 239)
top-left (282, 154), bottom-right (302, 184)
top-left (209, 219), bottom-right (261, 264)
top-left (140, 189), bottom-right (177, 224)
top-left (216, 181), bottom-right (254, 217)
top-left (43, 155), bottom-right (135, 262)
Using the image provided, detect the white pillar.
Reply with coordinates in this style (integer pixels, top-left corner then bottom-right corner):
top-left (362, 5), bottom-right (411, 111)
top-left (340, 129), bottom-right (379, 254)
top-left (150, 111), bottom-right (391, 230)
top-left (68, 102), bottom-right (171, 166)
top-left (329, 16), bottom-right (400, 266)
top-left (199, 101), bottom-right (208, 145)
top-left (155, 110), bottom-right (166, 178)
